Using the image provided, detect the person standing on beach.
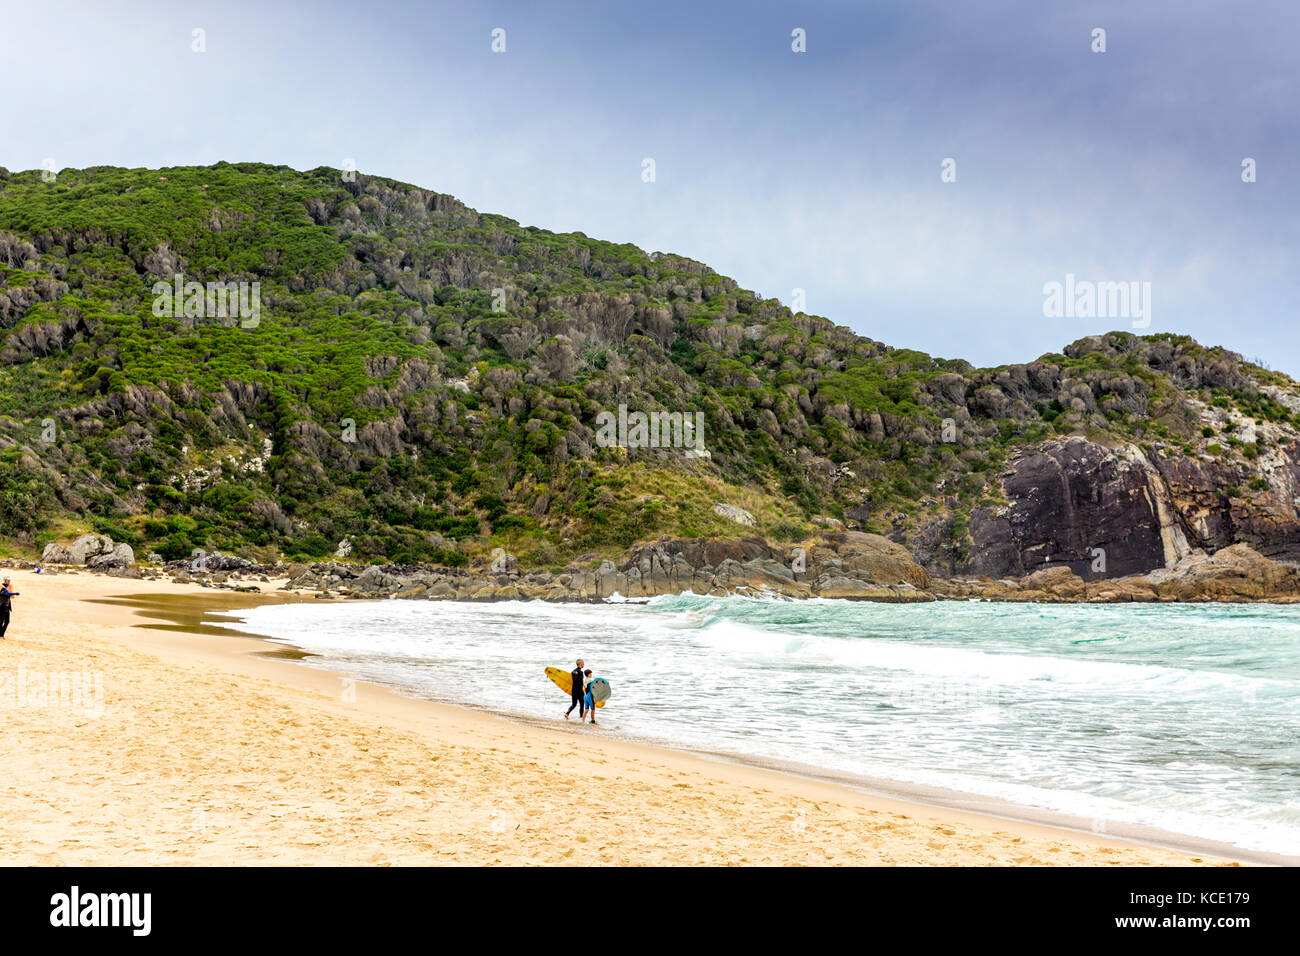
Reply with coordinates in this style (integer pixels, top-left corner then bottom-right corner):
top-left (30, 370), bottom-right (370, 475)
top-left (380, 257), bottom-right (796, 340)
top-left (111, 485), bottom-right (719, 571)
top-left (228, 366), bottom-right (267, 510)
top-left (0, 577), bottom-right (18, 639)
top-left (564, 659), bottom-right (586, 720)
top-left (583, 668), bottom-right (597, 726)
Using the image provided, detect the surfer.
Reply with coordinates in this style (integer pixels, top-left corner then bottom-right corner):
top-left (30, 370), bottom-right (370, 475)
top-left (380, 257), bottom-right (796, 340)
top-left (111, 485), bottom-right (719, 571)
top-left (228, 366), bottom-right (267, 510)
top-left (564, 659), bottom-right (586, 720)
top-left (583, 668), bottom-right (597, 725)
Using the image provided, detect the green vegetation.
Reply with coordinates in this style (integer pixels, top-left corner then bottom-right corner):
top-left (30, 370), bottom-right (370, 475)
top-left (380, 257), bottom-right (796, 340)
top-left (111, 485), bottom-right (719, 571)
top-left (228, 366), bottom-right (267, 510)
top-left (1, 164), bottom-right (1295, 567)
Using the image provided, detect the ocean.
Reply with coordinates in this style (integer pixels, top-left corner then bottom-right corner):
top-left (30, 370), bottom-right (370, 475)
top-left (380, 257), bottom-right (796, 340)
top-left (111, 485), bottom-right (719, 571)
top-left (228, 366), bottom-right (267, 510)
top-left (216, 594), bottom-right (1300, 856)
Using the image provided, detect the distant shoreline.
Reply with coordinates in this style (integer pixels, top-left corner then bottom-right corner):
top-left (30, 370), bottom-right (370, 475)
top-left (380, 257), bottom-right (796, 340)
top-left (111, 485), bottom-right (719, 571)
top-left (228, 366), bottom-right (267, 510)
top-left (11, 557), bottom-right (1300, 608)
top-left (14, 525), bottom-right (1300, 608)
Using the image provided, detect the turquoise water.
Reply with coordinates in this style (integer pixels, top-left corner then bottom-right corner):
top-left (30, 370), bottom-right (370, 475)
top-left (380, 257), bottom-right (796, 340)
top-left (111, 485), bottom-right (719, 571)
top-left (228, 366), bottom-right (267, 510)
top-left (220, 595), bottom-right (1300, 855)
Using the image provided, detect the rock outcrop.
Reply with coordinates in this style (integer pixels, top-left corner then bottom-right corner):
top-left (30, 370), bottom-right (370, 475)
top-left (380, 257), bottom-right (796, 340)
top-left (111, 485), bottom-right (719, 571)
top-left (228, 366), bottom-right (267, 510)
top-left (955, 438), bottom-right (1189, 580)
top-left (195, 551), bottom-right (253, 571)
top-left (1139, 543), bottom-right (1300, 601)
top-left (31, 525), bottom-right (1300, 606)
top-left (41, 534), bottom-right (135, 568)
top-left (277, 533), bottom-right (935, 603)
top-left (271, 532), bottom-right (1300, 605)
top-left (934, 543), bottom-right (1300, 603)
top-left (947, 436), bottom-right (1300, 582)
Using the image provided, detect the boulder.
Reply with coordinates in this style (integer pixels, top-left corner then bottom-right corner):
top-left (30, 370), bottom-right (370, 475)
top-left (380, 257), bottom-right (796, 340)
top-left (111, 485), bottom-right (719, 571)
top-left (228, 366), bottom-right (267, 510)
top-left (199, 551), bottom-right (252, 571)
top-left (1021, 565), bottom-right (1087, 599)
top-left (87, 542), bottom-right (135, 569)
top-left (353, 565), bottom-right (395, 592)
top-left (813, 575), bottom-right (932, 602)
top-left (1146, 544), bottom-right (1300, 602)
top-left (42, 534), bottom-right (135, 568)
top-left (713, 502), bottom-right (756, 527)
top-left (814, 532), bottom-right (931, 589)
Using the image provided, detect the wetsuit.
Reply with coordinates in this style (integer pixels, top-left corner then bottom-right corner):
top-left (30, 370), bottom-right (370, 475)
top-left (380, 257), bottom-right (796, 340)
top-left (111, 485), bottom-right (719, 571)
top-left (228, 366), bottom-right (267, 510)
top-left (0, 587), bottom-right (12, 638)
top-left (565, 666), bottom-right (585, 716)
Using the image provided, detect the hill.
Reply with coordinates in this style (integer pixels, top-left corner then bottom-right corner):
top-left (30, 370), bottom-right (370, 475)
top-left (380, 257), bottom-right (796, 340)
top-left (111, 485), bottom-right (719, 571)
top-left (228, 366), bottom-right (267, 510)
top-left (3, 162), bottom-right (1299, 579)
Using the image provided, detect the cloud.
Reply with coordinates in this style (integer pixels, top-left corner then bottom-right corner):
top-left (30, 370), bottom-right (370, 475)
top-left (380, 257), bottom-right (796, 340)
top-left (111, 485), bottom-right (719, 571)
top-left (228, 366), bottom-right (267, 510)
top-left (4, 0), bottom-right (1298, 372)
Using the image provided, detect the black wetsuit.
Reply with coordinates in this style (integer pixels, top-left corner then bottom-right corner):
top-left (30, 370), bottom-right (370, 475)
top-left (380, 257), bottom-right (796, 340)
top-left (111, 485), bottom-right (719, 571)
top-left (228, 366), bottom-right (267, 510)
top-left (565, 666), bottom-right (585, 715)
top-left (0, 588), bottom-right (12, 638)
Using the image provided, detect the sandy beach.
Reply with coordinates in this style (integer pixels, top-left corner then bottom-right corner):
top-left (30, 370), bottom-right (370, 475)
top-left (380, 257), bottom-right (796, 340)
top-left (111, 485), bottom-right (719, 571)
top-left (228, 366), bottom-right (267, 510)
top-left (0, 569), bottom-right (1239, 866)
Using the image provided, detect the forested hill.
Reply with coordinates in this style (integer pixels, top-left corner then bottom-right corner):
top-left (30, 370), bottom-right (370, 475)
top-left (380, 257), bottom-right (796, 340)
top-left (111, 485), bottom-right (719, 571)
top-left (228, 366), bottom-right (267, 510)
top-left (2, 162), bottom-right (1299, 579)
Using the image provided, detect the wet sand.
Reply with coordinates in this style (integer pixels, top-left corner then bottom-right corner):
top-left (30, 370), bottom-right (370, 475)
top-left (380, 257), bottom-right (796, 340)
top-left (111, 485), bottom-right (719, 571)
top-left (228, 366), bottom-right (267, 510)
top-left (0, 569), bottom-right (1245, 865)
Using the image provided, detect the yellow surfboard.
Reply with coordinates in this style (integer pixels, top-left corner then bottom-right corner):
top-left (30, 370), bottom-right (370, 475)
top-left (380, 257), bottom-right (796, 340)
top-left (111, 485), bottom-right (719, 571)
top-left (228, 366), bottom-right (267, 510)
top-left (546, 666), bottom-right (606, 707)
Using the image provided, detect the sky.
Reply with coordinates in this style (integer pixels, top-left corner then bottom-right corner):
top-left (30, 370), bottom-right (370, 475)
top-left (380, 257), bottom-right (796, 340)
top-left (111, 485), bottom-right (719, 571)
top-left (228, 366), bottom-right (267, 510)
top-left (4, 0), bottom-right (1298, 373)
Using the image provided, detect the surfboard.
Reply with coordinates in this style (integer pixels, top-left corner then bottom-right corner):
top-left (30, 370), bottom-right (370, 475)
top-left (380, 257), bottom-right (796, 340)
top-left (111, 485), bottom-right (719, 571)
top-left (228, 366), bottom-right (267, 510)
top-left (545, 666), bottom-right (606, 707)
top-left (589, 677), bottom-right (611, 703)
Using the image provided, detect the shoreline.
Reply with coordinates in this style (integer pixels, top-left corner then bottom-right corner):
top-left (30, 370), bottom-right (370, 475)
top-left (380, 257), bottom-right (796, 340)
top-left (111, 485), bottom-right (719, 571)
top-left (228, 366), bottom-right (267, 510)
top-left (0, 570), bottom-right (1261, 865)
top-left (194, 596), bottom-right (1292, 867)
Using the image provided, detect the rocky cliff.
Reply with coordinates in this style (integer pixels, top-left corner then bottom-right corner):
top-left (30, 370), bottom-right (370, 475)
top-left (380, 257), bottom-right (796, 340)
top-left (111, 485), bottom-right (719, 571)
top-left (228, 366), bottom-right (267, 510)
top-left (910, 433), bottom-right (1300, 583)
top-left (3, 164), bottom-right (1300, 596)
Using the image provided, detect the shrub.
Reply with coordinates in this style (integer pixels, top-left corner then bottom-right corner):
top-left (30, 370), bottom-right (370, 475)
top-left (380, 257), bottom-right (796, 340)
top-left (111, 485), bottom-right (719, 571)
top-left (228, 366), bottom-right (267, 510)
top-left (769, 520), bottom-right (811, 541)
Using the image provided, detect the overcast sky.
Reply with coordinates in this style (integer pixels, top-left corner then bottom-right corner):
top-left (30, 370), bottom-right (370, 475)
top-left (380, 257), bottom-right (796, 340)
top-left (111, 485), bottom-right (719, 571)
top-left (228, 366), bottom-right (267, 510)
top-left (5, 0), bottom-right (1298, 374)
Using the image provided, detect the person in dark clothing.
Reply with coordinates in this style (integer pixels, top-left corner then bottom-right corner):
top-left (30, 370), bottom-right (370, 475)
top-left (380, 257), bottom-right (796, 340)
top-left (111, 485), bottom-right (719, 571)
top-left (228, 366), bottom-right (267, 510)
top-left (564, 658), bottom-right (586, 719)
top-left (0, 577), bottom-right (18, 639)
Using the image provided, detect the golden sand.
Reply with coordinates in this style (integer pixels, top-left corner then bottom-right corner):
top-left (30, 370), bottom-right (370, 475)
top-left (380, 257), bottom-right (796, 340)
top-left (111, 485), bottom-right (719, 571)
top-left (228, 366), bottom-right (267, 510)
top-left (0, 570), bottom-right (1231, 865)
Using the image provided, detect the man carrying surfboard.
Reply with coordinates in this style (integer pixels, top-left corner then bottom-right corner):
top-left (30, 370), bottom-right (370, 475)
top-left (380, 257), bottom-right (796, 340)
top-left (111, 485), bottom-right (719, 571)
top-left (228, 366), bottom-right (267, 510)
top-left (564, 659), bottom-right (586, 720)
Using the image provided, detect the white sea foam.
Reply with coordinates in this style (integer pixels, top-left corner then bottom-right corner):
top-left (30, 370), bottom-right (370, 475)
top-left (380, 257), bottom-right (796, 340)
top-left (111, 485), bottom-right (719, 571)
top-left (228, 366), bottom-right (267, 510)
top-left (216, 595), bottom-right (1300, 856)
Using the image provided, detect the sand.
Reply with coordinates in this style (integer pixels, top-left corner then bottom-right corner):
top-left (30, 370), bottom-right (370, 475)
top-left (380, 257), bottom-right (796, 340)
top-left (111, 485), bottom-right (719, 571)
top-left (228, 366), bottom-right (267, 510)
top-left (0, 569), bottom-right (1237, 865)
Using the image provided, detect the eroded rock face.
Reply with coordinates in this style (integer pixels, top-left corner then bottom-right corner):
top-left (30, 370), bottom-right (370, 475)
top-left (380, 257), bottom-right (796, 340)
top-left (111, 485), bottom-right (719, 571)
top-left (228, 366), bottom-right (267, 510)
top-left (844, 502), bottom-right (872, 529)
top-left (1149, 443), bottom-right (1300, 563)
top-left (964, 438), bottom-right (1174, 580)
top-left (953, 436), bottom-right (1300, 581)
